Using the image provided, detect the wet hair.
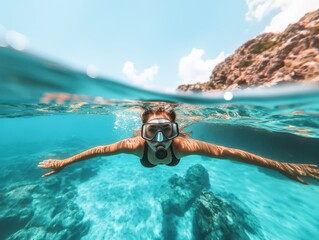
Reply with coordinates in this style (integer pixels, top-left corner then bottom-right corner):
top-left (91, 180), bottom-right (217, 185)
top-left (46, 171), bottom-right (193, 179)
top-left (141, 106), bottom-right (176, 123)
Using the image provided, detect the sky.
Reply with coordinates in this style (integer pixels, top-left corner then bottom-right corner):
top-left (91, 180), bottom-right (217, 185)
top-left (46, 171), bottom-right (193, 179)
top-left (0, 0), bottom-right (319, 93)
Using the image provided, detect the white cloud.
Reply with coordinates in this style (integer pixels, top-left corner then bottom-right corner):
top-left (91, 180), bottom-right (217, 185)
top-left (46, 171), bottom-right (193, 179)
top-left (178, 48), bottom-right (225, 85)
top-left (0, 24), bottom-right (8, 47)
top-left (6, 30), bottom-right (28, 51)
top-left (122, 61), bottom-right (159, 89)
top-left (164, 87), bottom-right (177, 94)
top-left (245, 0), bottom-right (319, 33)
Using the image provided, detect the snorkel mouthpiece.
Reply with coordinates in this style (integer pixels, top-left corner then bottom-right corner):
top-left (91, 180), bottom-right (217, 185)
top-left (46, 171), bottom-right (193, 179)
top-left (155, 145), bottom-right (167, 159)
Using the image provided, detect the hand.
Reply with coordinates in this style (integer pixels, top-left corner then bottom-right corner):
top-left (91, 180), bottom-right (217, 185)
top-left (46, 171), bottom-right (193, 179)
top-left (277, 162), bottom-right (319, 184)
top-left (38, 159), bottom-right (65, 177)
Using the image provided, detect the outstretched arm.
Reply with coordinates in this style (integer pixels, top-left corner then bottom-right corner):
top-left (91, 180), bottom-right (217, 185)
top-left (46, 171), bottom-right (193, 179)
top-left (38, 137), bottom-right (143, 177)
top-left (177, 138), bottom-right (319, 184)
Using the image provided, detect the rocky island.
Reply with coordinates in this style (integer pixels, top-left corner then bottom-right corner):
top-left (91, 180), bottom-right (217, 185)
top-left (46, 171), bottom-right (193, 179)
top-left (178, 9), bottom-right (319, 92)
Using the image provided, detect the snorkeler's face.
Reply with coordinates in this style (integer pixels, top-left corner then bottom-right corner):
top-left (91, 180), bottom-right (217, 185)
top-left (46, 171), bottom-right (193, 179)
top-left (141, 118), bottom-right (179, 143)
top-left (147, 138), bottom-right (172, 152)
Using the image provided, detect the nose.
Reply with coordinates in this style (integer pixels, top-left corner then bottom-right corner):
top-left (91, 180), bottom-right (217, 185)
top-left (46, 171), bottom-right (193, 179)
top-left (155, 132), bottom-right (164, 142)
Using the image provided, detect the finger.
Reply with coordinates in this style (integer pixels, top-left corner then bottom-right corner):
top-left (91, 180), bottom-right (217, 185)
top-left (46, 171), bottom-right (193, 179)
top-left (40, 160), bottom-right (52, 164)
top-left (308, 173), bottom-right (319, 181)
top-left (303, 164), bottom-right (318, 169)
top-left (38, 160), bottom-right (56, 168)
top-left (38, 163), bottom-right (51, 168)
top-left (283, 163), bottom-right (294, 172)
top-left (296, 176), bottom-right (308, 185)
top-left (42, 171), bottom-right (56, 177)
top-left (309, 164), bottom-right (318, 168)
top-left (287, 164), bottom-right (305, 176)
top-left (306, 168), bottom-right (319, 175)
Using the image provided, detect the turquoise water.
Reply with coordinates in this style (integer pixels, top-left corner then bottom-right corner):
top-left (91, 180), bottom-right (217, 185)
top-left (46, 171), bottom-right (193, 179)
top-left (1, 47), bottom-right (319, 239)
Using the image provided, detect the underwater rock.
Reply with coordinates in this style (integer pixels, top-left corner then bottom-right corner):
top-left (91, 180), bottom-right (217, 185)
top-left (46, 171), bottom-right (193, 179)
top-left (48, 202), bottom-right (90, 239)
top-left (158, 164), bottom-right (210, 239)
top-left (193, 190), bottom-right (265, 240)
top-left (43, 177), bottom-right (61, 189)
top-left (162, 213), bottom-right (180, 240)
top-left (6, 228), bottom-right (46, 240)
top-left (185, 163), bottom-right (210, 196)
top-left (6, 224), bottom-right (90, 240)
top-left (0, 185), bottom-right (36, 239)
top-left (160, 164), bottom-right (210, 216)
top-left (158, 164), bottom-right (264, 240)
top-left (0, 212), bottom-right (34, 240)
top-left (0, 177), bottom-right (91, 239)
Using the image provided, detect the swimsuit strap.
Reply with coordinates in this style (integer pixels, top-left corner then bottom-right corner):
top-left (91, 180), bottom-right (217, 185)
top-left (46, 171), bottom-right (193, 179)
top-left (140, 143), bottom-right (157, 168)
top-left (166, 144), bottom-right (180, 166)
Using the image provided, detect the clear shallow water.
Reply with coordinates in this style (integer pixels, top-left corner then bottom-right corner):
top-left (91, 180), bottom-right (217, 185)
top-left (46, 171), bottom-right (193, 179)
top-left (1, 47), bottom-right (319, 239)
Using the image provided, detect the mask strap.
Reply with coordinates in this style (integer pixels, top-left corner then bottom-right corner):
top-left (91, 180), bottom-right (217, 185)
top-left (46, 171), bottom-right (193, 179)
top-left (147, 118), bottom-right (171, 124)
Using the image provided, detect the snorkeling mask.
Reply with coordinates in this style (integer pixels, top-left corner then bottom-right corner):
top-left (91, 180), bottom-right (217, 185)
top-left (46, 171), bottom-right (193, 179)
top-left (141, 118), bottom-right (179, 159)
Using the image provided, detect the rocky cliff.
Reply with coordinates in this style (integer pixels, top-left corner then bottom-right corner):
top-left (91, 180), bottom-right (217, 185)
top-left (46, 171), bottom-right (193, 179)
top-left (178, 9), bottom-right (319, 92)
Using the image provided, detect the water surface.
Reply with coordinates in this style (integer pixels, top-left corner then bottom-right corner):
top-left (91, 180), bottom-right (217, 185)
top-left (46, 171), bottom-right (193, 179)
top-left (1, 47), bottom-right (319, 239)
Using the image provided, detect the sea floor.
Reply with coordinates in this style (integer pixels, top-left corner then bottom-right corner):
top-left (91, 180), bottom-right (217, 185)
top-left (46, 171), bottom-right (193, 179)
top-left (1, 140), bottom-right (318, 239)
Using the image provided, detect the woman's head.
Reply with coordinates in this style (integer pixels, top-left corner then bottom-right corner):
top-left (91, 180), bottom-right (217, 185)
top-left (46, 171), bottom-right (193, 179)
top-left (140, 106), bottom-right (178, 159)
top-left (141, 106), bottom-right (178, 141)
top-left (141, 106), bottom-right (176, 123)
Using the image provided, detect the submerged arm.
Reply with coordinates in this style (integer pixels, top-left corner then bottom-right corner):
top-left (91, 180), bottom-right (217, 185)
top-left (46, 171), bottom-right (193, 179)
top-left (64, 139), bottom-right (140, 164)
top-left (38, 137), bottom-right (142, 177)
top-left (178, 138), bottom-right (319, 184)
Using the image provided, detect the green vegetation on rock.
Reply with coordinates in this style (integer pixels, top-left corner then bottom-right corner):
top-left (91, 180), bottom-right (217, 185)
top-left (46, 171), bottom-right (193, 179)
top-left (309, 26), bottom-right (319, 35)
top-left (249, 40), bottom-right (281, 54)
top-left (237, 59), bottom-right (253, 69)
top-left (206, 81), bottom-right (219, 89)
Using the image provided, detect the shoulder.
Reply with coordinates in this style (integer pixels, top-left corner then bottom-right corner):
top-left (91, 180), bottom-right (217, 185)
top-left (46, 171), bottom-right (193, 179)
top-left (95, 137), bottom-right (145, 157)
top-left (172, 136), bottom-right (199, 157)
top-left (172, 137), bottom-right (218, 157)
top-left (120, 137), bottom-right (145, 151)
top-left (173, 136), bottom-right (200, 148)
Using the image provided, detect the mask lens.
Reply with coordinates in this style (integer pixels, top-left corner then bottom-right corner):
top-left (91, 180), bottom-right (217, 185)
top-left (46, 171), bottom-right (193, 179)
top-left (160, 123), bottom-right (172, 138)
top-left (170, 123), bottom-right (178, 138)
top-left (144, 124), bottom-right (159, 140)
top-left (142, 121), bottom-right (179, 141)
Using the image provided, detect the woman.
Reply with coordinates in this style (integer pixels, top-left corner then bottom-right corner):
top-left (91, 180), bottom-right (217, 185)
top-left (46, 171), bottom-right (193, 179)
top-left (38, 106), bottom-right (319, 184)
